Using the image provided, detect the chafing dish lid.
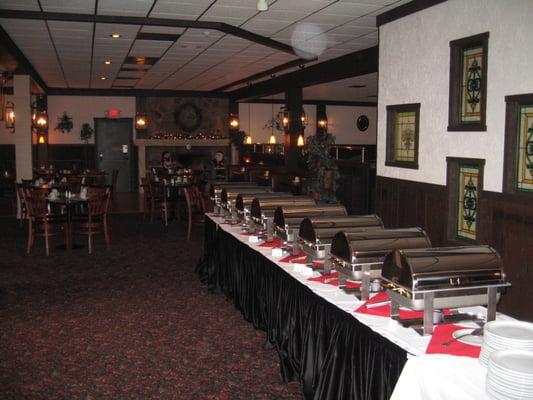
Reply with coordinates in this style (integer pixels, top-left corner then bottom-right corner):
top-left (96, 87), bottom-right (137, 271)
top-left (299, 216), bottom-right (387, 243)
top-left (207, 182), bottom-right (258, 198)
top-left (330, 227), bottom-right (431, 263)
top-left (221, 187), bottom-right (272, 204)
top-left (381, 245), bottom-right (506, 291)
top-left (273, 204), bottom-right (347, 229)
top-left (236, 192), bottom-right (293, 212)
top-left (251, 197), bottom-right (316, 219)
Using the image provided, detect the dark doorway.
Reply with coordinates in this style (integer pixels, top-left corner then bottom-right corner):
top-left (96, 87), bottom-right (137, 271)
top-left (95, 118), bottom-right (135, 192)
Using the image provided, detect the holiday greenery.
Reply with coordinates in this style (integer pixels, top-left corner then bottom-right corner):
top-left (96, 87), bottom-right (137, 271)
top-left (80, 123), bottom-right (94, 143)
top-left (305, 129), bottom-right (339, 203)
top-left (55, 112), bottom-right (73, 133)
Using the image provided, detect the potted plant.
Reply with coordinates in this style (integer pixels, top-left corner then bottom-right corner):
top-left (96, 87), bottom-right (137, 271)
top-left (80, 123), bottom-right (94, 143)
top-left (55, 112), bottom-right (73, 133)
top-left (305, 130), bottom-right (340, 203)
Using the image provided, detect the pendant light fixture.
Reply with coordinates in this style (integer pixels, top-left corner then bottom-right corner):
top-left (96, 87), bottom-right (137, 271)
top-left (297, 133), bottom-right (305, 147)
top-left (269, 101), bottom-right (276, 144)
top-left (257, 0), bottom-right (268, 12)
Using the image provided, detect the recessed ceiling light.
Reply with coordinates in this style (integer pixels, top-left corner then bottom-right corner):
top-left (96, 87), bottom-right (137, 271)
top-left (257, 0), bottom-right (268, 12)
top-left (104, 60), bottom-right (112, 65)
top-left (110, 33), bottom-right (121, 39)
top-left (100, 76), bottom-right (107, 80)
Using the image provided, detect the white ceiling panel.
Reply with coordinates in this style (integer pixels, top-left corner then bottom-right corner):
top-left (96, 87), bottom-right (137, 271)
top-left (129, 40), bottom-right (172, 57)
top-left (40, 0), bottom-right (96, 14)
top-left (149, 1), bottom-right (212, 19)
top-left (140, 26), bottom-right (186, 34)
top-left (98, 0), bottom-right (154, 16)
top-left (0, 0), bottom-right (39, 11)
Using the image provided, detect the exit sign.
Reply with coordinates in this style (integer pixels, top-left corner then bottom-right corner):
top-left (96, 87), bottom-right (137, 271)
top-left (105, 108), bottom-right (121, 118)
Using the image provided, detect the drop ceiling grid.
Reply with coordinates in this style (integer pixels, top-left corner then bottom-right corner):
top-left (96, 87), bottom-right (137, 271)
top-left (0, 0), bottom-right (399, 90)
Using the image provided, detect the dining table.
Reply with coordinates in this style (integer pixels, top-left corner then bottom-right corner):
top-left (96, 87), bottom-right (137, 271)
top-left (48, 194), bottom-right (87, 251)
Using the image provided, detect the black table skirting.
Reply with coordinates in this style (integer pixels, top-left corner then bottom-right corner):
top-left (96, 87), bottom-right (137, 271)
top-left (196, 218), bottom-right (407, 400)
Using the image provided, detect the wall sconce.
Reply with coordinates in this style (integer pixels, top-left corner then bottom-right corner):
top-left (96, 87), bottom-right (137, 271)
top-left (229, 114), bottom-right (239, 129)
top-left (300, 110), bottom-right (308, 127)
top-left (317, 118), bottom-right (328, 129)
top-left (317, 110), bottom-right (328, 130)
top-left (269, 133), bottom-right (277, 144)
top-left (245, 135), bottom-right (252, 144)
top-left (297, 133), bottom-right (305, 147)
top-left (5, 101), bottom-right (15, 132)
top-left (38, 133), bottom-right (47, 144)
top-left (135, 112), bottom-right (147, 130)
top-left (34, 111), bottom-right (48, 130)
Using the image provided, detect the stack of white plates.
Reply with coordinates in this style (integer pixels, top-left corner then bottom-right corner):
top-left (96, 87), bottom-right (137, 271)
top-left (486, 350), bottom-right (533, 399)
top-left (479, 320), bottom-right (533, 366)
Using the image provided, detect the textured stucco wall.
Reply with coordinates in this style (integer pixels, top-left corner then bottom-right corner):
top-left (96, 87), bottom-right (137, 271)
top-left (377, 0), bottom-right (533, 192)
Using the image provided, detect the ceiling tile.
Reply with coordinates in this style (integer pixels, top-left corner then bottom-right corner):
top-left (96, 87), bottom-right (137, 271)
top-left (98, 0), bottom-right (154, 16)
top-left (0, 0), bottom-right (40, 11)
top-left (40, 0), bottom-right (96, 13)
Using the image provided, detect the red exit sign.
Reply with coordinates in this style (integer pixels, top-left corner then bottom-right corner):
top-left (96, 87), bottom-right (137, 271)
top-left (105, 108), bottom-right (121, 118)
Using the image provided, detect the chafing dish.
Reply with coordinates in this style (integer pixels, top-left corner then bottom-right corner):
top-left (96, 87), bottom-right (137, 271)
top-left (381, 246), bottom-right (510, 335)
top-left (273, 205), bottom-right (348, 254)
top-left (331, 228), bottom-right (431, 300)
top-left (250, 196), bottom-right (316, 240)
top-left (220, 187), bottom-right (272, 209)
top-left (298, 215), bottom-right (385, 272)
top-left (208, 182), bottom-right (259, 215)
top-left (236, 192), bottom-right (294, 223)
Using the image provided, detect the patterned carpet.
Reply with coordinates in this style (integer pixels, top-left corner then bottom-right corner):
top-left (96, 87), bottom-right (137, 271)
top-left (0, 215), bottom-right (302, 399)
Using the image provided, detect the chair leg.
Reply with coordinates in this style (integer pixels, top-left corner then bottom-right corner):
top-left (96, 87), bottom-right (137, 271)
top-left (27, 221), bottom-right (33, 254)
top-left (164, 203), bottom-right (168, 226)
top-left (150, 199), bottom-right (155, 223)
top-left (44, 223), bottom-right (50, 257)
top-left (187, 210), bottom-right (192, 241)
top-left (88, 234), bottom-right (92, 254)
top-left (104, 218), bottom-right (110, 249)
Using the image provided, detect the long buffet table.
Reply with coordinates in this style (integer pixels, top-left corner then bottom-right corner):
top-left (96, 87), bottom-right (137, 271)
top-left (196, 214), bottom-right (508, 400)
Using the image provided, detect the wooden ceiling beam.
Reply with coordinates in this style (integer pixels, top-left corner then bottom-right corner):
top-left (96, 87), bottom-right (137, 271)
top-left (227, 46), bottom-right (378, 101)
top-left (0, 9), bottom-right (315, 59)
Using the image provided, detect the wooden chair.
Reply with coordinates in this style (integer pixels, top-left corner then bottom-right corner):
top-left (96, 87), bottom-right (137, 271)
top-left (183, 186), bottom-right (205, 241)
top-left (16, 183), bottom-right (29, 227)
top-left (140, 177), bottom-right (152, 220)
top-left (73, 186), bottom-right (110, 254)
top-left (149, 180), bottom-right (176, 226)
top-left (25, 188), bottom-right (67, 256)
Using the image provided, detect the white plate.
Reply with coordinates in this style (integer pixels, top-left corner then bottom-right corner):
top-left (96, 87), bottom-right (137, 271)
top-left (452, 328), bottom-right (483, 346)
top-left (490, 349), bottom-right (533, 375)
top-left (484, 320), bottom-right (533, 342)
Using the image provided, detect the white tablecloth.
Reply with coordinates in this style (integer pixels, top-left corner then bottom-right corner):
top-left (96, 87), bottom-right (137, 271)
top-left (209, 215), bottom-right (512, 399)
top-left (390, 355), bottom-right (489, 400)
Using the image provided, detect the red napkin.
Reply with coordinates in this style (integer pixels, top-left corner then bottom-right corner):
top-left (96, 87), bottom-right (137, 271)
top-left (259, 239), bottom-right (281, 248)
top-left (279, 252), bottom-right (306, 263)
top-left (426, 324), bottom-right (481, 358)
top-left (307, 273), bottom-right (361, 289)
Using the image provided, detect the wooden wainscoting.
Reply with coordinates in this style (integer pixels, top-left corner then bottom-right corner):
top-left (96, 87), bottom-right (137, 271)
top-left (375, 176), bottom-right (533, 321)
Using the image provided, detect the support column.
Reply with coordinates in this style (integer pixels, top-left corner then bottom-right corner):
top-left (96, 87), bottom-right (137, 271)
top-left (284, 87), bottom-right (303, 172)
top-left (14, 75), bottom-right (33, 181)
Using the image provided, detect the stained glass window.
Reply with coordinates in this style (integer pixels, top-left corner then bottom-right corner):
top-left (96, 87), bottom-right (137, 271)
top-left (386, 103), bottom-right (419, 169)
top-left (448, 32), bottom-right (488, 131)
top-left (394, 111), bottom-right (416, 162)
top-left (517, 105), bottom-right (533, 192)
top-left (457, 164), bottom-right (480, 240)
top-left (461, 46), bottom-right (483, 124)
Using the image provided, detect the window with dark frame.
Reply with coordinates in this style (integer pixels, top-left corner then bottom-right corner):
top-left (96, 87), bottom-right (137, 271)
top-left (446, 157), bottom-right (485, 244)
top-left (503, 93), bottom-right (533, 196)
top-left (385, 103), bottom-right (420, 169)
top-left (448, 32), bottom-right (489, 131)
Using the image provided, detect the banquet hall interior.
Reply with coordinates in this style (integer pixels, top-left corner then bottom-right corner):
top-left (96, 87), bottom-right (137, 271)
top-left (0, 0), bottom-right (532, 399)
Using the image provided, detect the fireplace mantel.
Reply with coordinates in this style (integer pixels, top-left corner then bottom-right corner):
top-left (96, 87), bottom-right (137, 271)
top-left (135, 138), bottom-right (231, 186)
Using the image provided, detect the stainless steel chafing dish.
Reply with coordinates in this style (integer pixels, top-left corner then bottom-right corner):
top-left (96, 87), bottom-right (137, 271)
top-left (298, 215), bottom-right (385, 272)
top-left (249, 196), bottom-right (316, 240)
top-left (381, 245), bottom-right (511, 335)
top-left (220, 187), bottom-right (272, 210)
top-left (330, 228), bottom-right (431, 300)
top-left (273, 205), bottom-right (348, 253)
top-left (236, 192), bottom-right (294, 222)
top-left (208, 182), bottom-right (259, 215)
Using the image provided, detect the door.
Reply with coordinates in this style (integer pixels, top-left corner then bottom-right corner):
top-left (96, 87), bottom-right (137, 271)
top-left (95, 118), bottom-right (134, 192)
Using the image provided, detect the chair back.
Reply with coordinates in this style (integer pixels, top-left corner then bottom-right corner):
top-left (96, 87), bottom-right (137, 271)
top-left (27, 188), bottom-right (49, 219)
top-left (87, 187), bottom-right (109, 221)
top-left (184, 186), bottom-right (204, 213)
top-left (149, 180), bottom-right (167, 201)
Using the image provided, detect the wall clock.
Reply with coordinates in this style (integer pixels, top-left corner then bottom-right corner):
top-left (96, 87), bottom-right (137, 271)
top-left (175, 102), bottom-right (202, 132)
top-left (357, 115), bottom-right (369, 132)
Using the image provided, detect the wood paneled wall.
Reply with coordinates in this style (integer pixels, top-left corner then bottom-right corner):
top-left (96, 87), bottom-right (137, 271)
top-left (375, 176), bottom-right (533, 321)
